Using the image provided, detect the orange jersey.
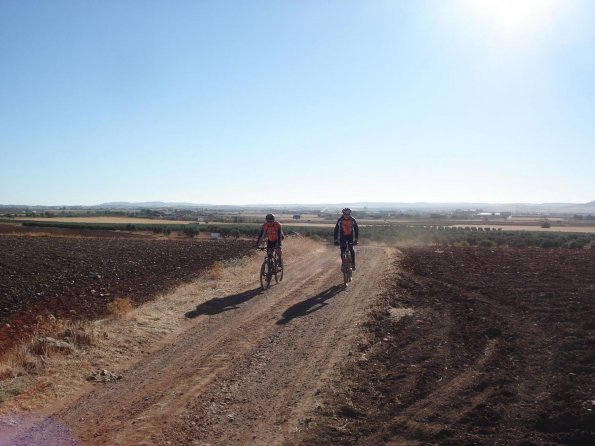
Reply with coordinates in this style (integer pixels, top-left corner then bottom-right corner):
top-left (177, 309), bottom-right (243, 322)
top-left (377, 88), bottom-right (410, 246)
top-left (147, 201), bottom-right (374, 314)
top-left (260, 221), bottom-right (282, 242)
top-left (334, 216), bottom-right (359, 239)
top-left (341, 218), bottom-right (353, 236)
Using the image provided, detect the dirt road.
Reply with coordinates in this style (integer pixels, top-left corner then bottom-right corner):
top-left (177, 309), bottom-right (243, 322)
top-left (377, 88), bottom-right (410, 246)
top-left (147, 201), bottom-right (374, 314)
top-left (5, 244), bottom-right (392, 445)
top-left (4, 238), bottom-right (592, 445)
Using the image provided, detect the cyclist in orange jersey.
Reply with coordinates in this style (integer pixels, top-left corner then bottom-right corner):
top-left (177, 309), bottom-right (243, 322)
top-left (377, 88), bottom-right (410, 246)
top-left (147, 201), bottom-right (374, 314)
top-left (256, 213), bottom-right (284, 268)
top-left (334, 208), bottom-right (359, 270)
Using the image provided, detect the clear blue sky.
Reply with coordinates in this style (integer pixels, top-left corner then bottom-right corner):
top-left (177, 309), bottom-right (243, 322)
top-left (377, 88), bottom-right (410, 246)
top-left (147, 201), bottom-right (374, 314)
top-left (1, 0), bottom-right (594, 206)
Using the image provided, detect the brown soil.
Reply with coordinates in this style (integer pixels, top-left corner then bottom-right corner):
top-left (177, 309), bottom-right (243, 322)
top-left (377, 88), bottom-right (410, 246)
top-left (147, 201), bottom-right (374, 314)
top-left (1, 234), bottom-right (594, 445)
top-left (0, 234), bottom-right (253, 354)
top-left (302, 247), bottom-right (595, 445)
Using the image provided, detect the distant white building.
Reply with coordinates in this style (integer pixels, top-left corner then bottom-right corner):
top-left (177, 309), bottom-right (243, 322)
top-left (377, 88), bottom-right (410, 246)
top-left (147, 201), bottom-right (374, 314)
top-left (476, 212), bottom-right (512, 219)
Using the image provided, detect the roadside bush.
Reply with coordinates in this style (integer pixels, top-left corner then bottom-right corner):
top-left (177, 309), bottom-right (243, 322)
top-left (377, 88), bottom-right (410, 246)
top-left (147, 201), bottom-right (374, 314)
top-left (478, 239), bottom-right (497, 248)
top-left (182, 225), bottom-right (200, 238)
top-left (539, 238), bottom-right (560, 248)
top-left (511, 239), bottom-right (528, 248)
top-left (567, 240), bottom-right (585, 249)
top-left (466, 236), bottom-right (479, 246)
top-left (495, 237), bottom-right (508, 246)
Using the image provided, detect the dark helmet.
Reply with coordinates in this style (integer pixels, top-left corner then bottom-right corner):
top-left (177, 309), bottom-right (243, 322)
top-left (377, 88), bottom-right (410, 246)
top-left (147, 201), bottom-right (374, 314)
top-left (266, 213), bottom-right (275, 222)
top-left (342, 208), bottom-right (351, 215)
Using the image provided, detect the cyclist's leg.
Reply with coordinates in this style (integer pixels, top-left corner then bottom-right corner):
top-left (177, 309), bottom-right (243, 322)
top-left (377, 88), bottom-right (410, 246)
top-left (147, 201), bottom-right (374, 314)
top-left (276, 246), bottom-right (283, 268)
top-left (347, 235), bottom-right (356, 269)
top-left (266, 240), bottom-right (276, 261)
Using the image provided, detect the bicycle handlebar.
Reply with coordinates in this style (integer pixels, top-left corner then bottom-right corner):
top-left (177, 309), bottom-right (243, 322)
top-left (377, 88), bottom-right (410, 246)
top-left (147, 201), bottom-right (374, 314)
top-left (336, 241), bottom-right (357, 246)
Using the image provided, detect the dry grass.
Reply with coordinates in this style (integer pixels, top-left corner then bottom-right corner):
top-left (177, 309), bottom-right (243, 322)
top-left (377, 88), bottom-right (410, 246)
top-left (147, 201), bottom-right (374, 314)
top-left (106, 297), bottom-right (134, 319)
top-left (0, 316), bottom-right (94, 364)
top-left (209, 261), bottom-right (225, 280)
top-left (284, 235), bottom-right (322, 258)
top-left (0, 315), bottom-right (98, 410)
top-left (0, 364), bottom-right (15, 381)
top-left (0, 237), bottom-right (323, 414)
top-left (0, 231), bottom-right (56, 238)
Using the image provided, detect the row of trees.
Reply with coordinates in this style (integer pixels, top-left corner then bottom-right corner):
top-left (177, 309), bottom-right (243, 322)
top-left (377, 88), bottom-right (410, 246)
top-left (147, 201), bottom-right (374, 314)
top-left (18, 220), bottom-right (593, 248)
top-left (192, 223), bottom-right (593, 249)
top-left (356, 225), bottom-right (593, 249)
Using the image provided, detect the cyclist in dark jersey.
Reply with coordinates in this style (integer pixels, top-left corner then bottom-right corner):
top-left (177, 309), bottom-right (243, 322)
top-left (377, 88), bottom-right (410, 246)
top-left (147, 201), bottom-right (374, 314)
top-left (256, 213), bottom-right (284, 268)
top-left (334, 208), bottom-right (359, 270)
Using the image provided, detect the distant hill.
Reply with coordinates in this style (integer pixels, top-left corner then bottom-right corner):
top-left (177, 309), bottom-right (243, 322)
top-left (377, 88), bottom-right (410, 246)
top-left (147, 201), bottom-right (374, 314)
top-left (98, 201), bottom-right (211, 209)
top-left (94, 201), bottom-right (595, 214)
top-left (2, 200), bottom-right (594, 214)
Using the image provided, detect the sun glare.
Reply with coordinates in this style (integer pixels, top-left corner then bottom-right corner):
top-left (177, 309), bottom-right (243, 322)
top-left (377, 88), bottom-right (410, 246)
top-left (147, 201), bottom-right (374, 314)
top-left (457, 0), bottom-right (570, 41)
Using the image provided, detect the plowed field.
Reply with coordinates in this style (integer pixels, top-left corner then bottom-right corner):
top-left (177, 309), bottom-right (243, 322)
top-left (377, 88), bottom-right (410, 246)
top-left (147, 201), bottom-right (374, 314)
top-left (0, 235), bottom-right (253, 355)
top-left (302, 246), bottom-right (595, 445)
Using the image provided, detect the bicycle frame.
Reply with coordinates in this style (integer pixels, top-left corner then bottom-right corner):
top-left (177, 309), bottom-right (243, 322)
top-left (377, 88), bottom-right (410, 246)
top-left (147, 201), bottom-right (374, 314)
top-left (258, 246), bottom-right (283, 290)
top-left (266, 248), bottom-right (277, 273)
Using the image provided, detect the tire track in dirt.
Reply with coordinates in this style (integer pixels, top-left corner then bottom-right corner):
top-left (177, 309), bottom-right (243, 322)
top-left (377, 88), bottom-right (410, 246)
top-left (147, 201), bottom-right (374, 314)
top-left (377, 270), bottom-right (509, 442)
top-left (7, 244), bottom-right (392, 446)
top-left (153, 245), bottom-right (391, 446)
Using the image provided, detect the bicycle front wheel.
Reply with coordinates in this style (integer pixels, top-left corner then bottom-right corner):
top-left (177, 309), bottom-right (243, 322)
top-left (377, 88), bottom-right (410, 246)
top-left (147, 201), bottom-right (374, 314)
top-left (260, 260), bottom-right (271, 290)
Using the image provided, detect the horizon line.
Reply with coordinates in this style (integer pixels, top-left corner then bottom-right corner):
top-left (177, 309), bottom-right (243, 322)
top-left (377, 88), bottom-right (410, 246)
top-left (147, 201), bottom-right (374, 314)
top-left (2, 200), bottom-right (594, 208)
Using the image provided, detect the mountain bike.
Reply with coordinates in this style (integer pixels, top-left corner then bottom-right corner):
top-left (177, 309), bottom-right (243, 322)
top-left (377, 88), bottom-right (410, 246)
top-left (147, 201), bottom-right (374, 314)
top-left (258, 247), bottom-right (283, 290)
top-left (340, 241), bottom-right (354, 287)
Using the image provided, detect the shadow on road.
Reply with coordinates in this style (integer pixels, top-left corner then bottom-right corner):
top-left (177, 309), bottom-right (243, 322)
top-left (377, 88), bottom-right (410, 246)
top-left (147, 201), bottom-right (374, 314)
top-left (185, 288), bottom-right (263, 318)
top-left (276, 285), bottom-right (344, 325)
